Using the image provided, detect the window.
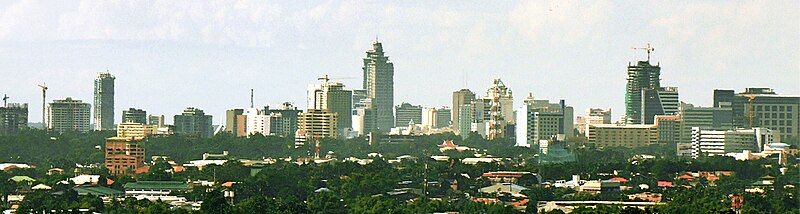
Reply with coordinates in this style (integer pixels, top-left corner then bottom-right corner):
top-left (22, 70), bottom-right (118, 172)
top-left (772, 106), bottom-right (778, 111)
top-left (780, 106), bottom-right (785, 111)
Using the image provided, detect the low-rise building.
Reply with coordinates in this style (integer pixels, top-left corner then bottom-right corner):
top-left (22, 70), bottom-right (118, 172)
top-left (105, 137), bottom-right (145, 175)
top-left (586, 124), bottom-right (658, 148)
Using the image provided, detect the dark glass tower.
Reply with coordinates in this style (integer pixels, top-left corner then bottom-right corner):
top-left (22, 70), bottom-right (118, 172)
top-left (94, 72), bottom-right (115, 130)
top-left (362, 40), bottom-right (395, 132)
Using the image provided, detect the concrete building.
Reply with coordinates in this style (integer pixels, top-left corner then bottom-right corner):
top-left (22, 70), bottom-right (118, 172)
top-left (625, 59), bottom-right (661, 125)
top-left (362, 40), bottom-right (395, 132)
top-left (422, 107), bottom-right (452, 129)
top-left (122, 108), bottom-right (147, 124)
top-left (691, 127), bottom-right (776, 159)
top-left (117, 122), bottom-right (157, 138)
top-left (0, 103), bottom-right (28, 135)
top-left (452, 89), bottom-right (476, 134)
top-left (457, 104), bottom-right (475, 139)
top-left (94, 72), bottom-right (115, 131)
top-left (268, 102), bottom-right (302, 137)
top-left (48, 97), bottom-right (91, 133)
top-left (586, 124), bottom-right (658, 148)
top-left (173, 107), bottom-right (213, 138)
top-left (105, 137), bottom-right (145, 175)
top-left (310, 81), bottom-right (352, 136)
top-left (516, 95), bottom-right (574, 147)
top-left (147, 114), bottom-right (164, 127)
top-left (298, 109), bottom-right (337, 138)
top-left (640, 87), bottom-right (679, 124)
top-left (714, 88), bottom-right (799, 141)
top-left (576, 108), bottom-right (611, 135)
top-left (395, 103), bottom-right (422, 126)
top-left (483, 79), bottom-right (514, 140)
top-left (224, 109), bottom-right (246, 137)
top-left (244, 107), bottom-right (270, 136)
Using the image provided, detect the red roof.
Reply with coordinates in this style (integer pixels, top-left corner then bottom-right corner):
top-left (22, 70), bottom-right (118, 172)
top-left (609, 177), bottom-right (629, 183)
top-left (657, 181), bottom-right (673, 187)
top-left (439, 140), bottom-right (457, 148)
top-left (677, 174), bottom-right (693, 180)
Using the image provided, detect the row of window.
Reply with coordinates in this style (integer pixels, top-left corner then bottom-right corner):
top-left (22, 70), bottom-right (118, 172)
top-left (756, 105), bottom-right (794, 112)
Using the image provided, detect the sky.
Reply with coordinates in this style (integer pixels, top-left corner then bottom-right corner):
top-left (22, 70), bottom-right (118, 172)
top-left (0, 0), bottom-right (798, 125)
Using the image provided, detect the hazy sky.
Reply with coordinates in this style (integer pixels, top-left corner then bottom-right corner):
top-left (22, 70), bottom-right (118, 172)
top-left (1, 1), bottom-right (798, 125)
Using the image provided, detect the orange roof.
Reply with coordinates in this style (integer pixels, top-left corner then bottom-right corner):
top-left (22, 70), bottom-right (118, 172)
top-left (135, 165), bottom-right (150, 174)
top-left (657, 181), bottom-right (673, 187)
top-left (706, 175), bottom-right (719, 181)
top-left (439, 140), bottom-right (457, 148)
top-left (677, 174), bottom-right (693, 180)
top-left (221, 181), bottom-right (235, 187)
top-left (609, 177), bottom-right (629, 183)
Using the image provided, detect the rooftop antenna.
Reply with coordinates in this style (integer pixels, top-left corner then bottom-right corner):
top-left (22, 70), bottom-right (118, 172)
top-left (250, 89), bottom-right (254, 108)
top-left (632, 43), bottom-right (655, 61)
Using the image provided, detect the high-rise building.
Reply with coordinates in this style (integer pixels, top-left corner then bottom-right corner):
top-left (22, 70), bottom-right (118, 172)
top-left (516, 95), bottom-right (574, 147)
top-left (225, 109), bottom-right (246, 137)
top-left (105, 137), bottom-right (145, 175)
top-left (457, 104), bottom-right (475, 139)
top-left (269, 102), bottom-right (302, 137)
top-left (625, 60), bottom-right (661, 125)
top-left (174, 107), bottom-right (213, 138)
top-left (310, 81), bottom-right (352, 136)
top-left (423, 107), bottom-right (452, 129)
top-left (122, 108), bottom-right (147, 124)
top-left (94, 72), bottom-right (115, 130)
top-left (452, 89), bottom-right (476, 134)
top-left (0, 103), bottom-right (28, 135)
top-left (362, 40), bottom-right (395, 132)
top-left (245, 107), bottom-right (270, 136)
top-left (713, 88), bottom-right (799, 141)
top-left (483, 79), bottom-right (514, 140)
top-left (640, 87), bottom-right (679, 124)
top-left (395, 103), bottom-right (422, 126)
top-left (298, 109), bottom-right (337, 138)
top-left (48, 97), bottom-right (91, 133)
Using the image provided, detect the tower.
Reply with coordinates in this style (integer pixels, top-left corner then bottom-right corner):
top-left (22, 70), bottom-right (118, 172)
top-left (362, 40), bottom-right (395, 132)
top-left (94, 72), bottom-right (115, 130)
top-left (626, 45), bottom-right (661, 124)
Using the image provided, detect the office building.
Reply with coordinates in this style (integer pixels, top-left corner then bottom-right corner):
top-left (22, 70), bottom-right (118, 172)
top-left (122, 108), bottom-right (147, 124)
top-left (94, 72), bottom-right (115, 130)
top-left (457, 104), bottom-right (475, 139)
top-left (586, 124), bottom-right (658, 149)
top-left (174, 107), bottom-right (213, 138)
top-left (452, 89), bottom-right (476, 134)
top-left (691, 127), bottom-right (776, 159)
top-left (269, 102), bottom-right (302, 137)
top-left (225, 109), bottom-right (246, 137)
top-left (105, 137), bottom-right (145, 175)
top-left (298, 109), bottom-right (337, 138)
top-left (245, 107), bottom-right (270, 136)
top-left (516, 95), bottom-right (575, 147)
top-left (0, 103), bottom-right (28, 135)
top-left (310, 81), bottom-right (352, 136)
top-left (713, 88), bottom-right (799, 140)
top-left (362, 40), bottom-right (395, 132)
top-left (576, 108), bottom-right (611, 135)
top-left (117, 122), bottom-right (157, 138)
top-left (395, 103), bottom-right (422, 126)
top-left (423, 107), bottom-right (452, 129)
top-left (640, 87), bottom-right (680, 124)
top-left (48, 97), bottom-right (91, 133)
top-left (352, 108), bottom-right (376, 136)
top-left (147, 114), bottom-right (164, 127)
top-left (625, 60), bottom-right (661, 124)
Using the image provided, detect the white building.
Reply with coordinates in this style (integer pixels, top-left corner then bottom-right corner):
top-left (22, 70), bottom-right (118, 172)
top-left (691, 127), bottom-right (776, 159)
top-left (244, 108), bottom-right (271, 136)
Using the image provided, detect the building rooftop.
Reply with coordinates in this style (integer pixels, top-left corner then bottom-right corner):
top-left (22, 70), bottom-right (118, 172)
top-left (124, 181), bottom-right (191, 190)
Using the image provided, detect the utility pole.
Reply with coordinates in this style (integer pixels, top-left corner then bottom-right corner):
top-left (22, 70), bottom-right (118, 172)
top-left (37, 83), bottom-right (48, 129)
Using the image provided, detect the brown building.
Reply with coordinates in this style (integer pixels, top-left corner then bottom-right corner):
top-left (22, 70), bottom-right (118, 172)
top-left (105, 137), bottom-right (145, 175)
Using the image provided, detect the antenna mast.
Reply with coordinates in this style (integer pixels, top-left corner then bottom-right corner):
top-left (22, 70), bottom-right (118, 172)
top-left (250, 89), bottom-right (254, 108)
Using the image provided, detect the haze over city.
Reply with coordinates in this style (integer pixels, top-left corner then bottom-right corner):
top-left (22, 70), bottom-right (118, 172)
top-left (0, 0), bottom-right (798, 124)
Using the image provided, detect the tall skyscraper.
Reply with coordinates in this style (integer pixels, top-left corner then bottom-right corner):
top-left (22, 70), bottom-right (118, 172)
top-left (625, 61), bottom-right (661, 124)
top-left (452, 89), bottom-right (476, 134)
top-left (174, 107), bottom-right (213, 138)
top-left (362, 40), bottom-right (394, 132)
top-left (48, 97), bottom-right (91, 133)
top-left (94, 72), bottom-right (115, 130)
top-left (122, 108), bottom-right (147, 124)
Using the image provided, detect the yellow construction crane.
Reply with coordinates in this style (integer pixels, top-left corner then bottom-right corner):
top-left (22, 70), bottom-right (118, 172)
top-left (632, 43), bottom-right (655, 61)
top-left (38, 83), bottom-right (48, 129)
top-left (744, 94), bottom-right (756, 128)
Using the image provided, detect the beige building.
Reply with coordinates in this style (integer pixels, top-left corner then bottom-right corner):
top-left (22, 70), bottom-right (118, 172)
top-left (586, 124), bottom-right (658, 148)
top-left (117, 122), bottom-right (157, 138)
top-left (298, 109), bottom-right (338, 138)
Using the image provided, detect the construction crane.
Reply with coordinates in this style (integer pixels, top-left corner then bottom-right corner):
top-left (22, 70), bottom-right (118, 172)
top-left (745, 94), bottom-right (756, 128)
top-left (38, 83), bottom-right (48, 130)
top-left (2, 94), bottom-right (8, 107)
top-left (317, 74), bottom-right (356, 83)
top-left (632, 43), bottom-right (655, 61)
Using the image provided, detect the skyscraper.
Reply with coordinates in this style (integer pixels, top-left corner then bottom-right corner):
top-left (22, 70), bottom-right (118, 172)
top-left (122, 108), bottom-right (147, 124)
top-left (49, 97), bottom-right (91, 133)
top-left (452, 89), bottom-right (476, 134)
top-left (94, 72), bottom-right (115, 130)
top-left (309, 80), bottom-right (353, 136)
top-left (362, 40), bottom-right (394, 132)
top-left (625, 61), bottom-right (661, 124)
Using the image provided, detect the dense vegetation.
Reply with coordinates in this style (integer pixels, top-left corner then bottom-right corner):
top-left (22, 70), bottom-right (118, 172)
top-left (0, 130), bottom-right (798, 213)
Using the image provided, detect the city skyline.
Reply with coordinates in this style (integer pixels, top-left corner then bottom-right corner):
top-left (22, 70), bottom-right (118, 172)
top-left (0, 1), bottom-right (798, 125)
